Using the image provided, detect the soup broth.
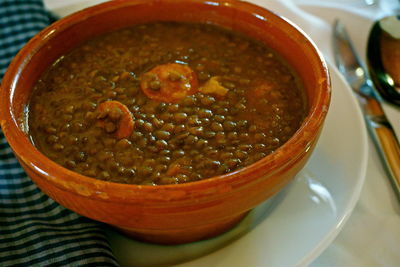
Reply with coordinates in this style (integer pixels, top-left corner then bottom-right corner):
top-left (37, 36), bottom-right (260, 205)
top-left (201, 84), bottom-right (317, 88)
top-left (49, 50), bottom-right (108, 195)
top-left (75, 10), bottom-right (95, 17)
top-left (28, 22), bottom-right (307, 185)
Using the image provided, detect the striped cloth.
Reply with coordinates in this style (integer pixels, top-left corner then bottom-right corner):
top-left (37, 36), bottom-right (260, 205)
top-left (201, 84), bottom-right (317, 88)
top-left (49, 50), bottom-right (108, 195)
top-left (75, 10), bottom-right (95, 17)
top-left (0, 1), bottom-right (119, 266)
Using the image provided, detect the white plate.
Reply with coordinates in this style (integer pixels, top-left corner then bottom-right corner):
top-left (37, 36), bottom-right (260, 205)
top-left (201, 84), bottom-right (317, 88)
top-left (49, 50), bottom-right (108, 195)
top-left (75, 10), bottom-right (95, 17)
top-left (104, 64), bottom-right (367, 267)
top-left (45, 2), bottom-right (368, 265)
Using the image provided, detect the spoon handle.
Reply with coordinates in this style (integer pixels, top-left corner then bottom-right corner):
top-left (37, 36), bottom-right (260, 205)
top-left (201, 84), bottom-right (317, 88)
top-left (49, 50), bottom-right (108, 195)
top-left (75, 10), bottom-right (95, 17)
top-left (364, 97), bottom-right (400, 200)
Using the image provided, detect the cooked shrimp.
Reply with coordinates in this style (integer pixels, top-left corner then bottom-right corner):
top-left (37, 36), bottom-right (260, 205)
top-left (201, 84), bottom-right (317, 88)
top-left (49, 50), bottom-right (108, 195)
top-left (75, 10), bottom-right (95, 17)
top-left (140, 63), bottom-right (198, 103)
top-left (96, 100), bottom-right (134, 139)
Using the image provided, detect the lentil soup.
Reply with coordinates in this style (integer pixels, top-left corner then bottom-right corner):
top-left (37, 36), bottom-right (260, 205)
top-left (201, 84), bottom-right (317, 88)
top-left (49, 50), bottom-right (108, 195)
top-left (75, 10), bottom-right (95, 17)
top-left (27, 22), bottom-right (307, 185)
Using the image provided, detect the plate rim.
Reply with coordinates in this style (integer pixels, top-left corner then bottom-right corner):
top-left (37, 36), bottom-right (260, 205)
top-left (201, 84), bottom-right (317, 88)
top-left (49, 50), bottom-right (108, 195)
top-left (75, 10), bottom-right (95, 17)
top-left (297, 62), bottom-right (368, 266)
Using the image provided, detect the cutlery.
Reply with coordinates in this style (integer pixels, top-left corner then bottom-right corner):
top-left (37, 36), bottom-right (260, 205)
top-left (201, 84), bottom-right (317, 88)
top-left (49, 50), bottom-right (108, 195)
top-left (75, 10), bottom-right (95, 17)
top-left (333, 19), bottom-right (400, 202)
top-left (367, 15), bottom-right (400, 106)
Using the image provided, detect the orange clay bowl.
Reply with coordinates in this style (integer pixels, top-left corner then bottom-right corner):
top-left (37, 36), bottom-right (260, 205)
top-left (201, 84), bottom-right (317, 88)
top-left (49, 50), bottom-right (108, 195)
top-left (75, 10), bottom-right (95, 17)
top-left (0, 0), bottom-right (330, 244)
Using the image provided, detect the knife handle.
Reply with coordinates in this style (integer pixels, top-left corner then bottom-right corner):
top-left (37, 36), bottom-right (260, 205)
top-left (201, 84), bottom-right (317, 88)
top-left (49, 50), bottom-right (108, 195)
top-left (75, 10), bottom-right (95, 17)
top-left (364, 97), bottom-right (400, 200)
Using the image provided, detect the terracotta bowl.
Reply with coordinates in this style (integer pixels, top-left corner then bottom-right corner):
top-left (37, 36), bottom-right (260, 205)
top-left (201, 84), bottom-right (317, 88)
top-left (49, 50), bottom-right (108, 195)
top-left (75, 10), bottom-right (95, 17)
top-left (0, 0), bottom-right (330, 244)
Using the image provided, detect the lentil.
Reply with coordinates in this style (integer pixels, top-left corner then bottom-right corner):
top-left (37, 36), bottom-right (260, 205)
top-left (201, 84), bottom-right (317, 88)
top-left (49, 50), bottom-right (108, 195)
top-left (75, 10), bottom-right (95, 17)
top-left (28, 22), bottom-right (307, 185)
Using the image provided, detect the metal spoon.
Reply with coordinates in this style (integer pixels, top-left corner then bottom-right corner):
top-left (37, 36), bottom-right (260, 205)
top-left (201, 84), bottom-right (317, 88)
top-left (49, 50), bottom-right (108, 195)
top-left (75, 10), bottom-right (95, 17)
top-left (367, 15), bottom-right (400, 106)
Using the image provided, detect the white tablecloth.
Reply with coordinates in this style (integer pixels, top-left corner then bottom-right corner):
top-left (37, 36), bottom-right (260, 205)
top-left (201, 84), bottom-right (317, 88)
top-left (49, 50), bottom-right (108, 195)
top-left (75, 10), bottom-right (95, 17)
top-left (44, 0), bottom-right (400, 266)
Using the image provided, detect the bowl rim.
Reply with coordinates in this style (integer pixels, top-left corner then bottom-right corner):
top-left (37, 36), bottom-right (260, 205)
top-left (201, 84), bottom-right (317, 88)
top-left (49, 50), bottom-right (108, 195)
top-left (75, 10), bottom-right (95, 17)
top-left (0, 0), bottom-right (331, 202)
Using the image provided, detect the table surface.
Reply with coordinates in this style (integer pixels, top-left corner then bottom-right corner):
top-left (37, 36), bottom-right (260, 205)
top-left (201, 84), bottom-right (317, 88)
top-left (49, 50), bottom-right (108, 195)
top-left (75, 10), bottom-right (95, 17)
top-left (43, 0), bottom-right (400, 266)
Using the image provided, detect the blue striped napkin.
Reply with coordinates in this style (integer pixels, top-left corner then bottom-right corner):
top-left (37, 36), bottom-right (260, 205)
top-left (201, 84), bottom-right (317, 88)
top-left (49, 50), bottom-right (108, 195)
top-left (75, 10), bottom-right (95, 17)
top-left (0, 1), bottom-right (118, 266)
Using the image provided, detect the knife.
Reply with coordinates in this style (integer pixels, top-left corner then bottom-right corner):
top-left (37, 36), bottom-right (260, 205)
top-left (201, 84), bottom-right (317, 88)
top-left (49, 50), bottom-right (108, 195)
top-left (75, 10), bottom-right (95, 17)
top-left (332, 19), bottom-right (400, 202)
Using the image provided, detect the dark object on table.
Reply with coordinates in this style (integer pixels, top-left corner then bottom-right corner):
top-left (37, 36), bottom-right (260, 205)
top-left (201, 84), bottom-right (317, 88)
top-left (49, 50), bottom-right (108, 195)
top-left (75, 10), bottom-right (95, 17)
top-left (367, 15), bottom-right (400, 106)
